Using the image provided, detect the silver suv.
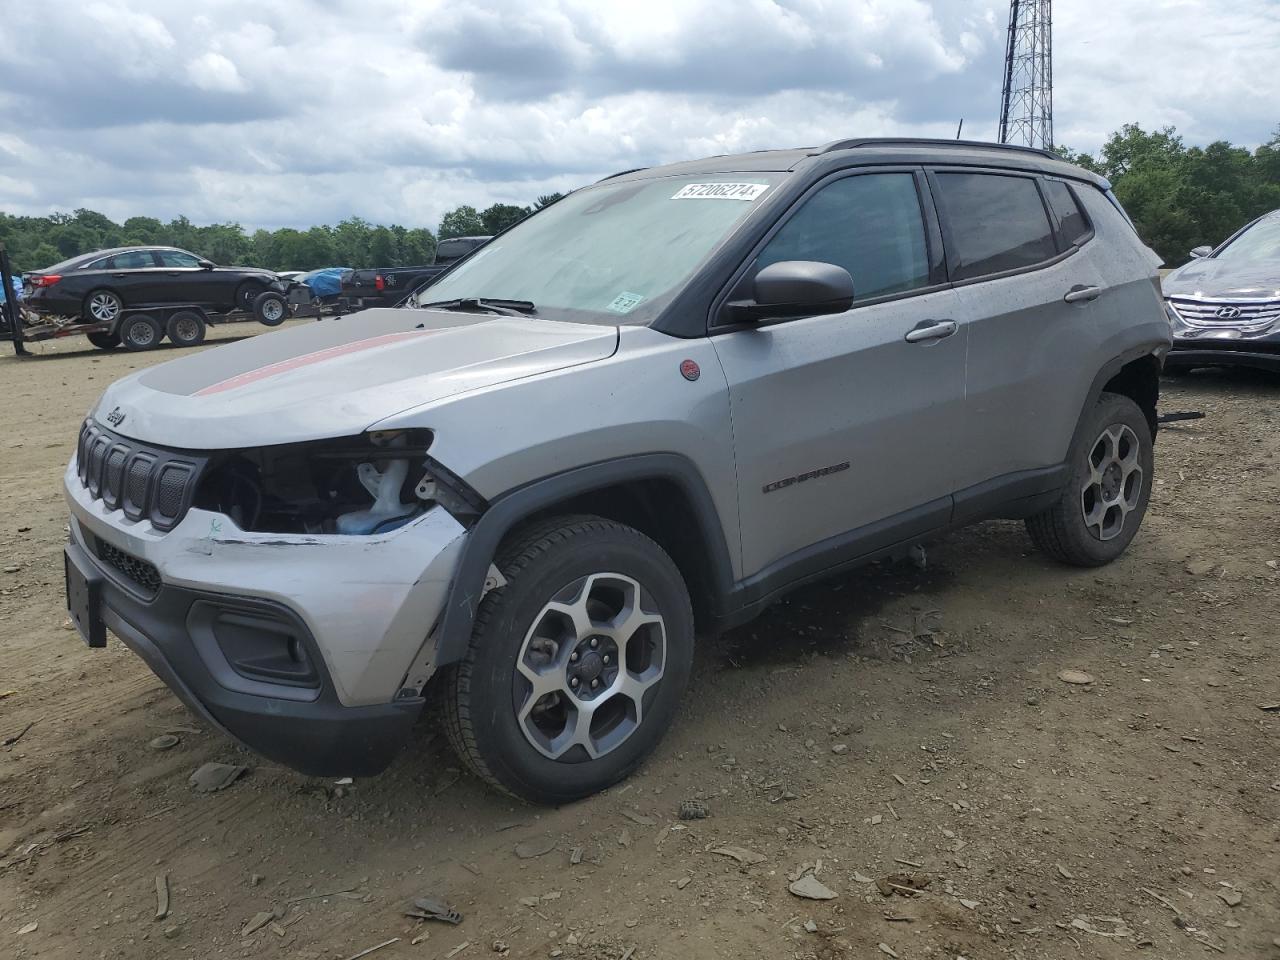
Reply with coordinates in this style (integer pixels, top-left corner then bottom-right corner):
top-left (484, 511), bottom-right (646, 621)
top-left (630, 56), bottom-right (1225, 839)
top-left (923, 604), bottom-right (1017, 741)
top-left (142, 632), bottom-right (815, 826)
top-left (64, 139), bottom-right (1170, 803)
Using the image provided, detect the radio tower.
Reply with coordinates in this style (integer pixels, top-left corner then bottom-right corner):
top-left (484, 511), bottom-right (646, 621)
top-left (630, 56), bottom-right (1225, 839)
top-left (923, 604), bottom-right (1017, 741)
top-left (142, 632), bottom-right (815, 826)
top-left (998, 0), bottom-right (1054, 150)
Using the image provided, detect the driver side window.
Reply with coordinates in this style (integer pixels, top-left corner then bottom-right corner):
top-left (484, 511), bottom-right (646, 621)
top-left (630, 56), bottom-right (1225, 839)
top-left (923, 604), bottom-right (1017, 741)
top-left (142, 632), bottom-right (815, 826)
top-left (757, 173), bottom-right (930, 302)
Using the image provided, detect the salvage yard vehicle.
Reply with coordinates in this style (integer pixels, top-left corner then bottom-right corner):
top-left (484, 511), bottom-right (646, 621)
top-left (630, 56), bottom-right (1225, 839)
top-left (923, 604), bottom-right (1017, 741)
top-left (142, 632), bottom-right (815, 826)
top-left (23, 245), bottom-right (282, 327)
top-left (1163, 208), bottom-right (1280, 372)
top-left (63, 139), bottom-right (1170, 803)
top-left (339, 236), bottom-right (492, 310)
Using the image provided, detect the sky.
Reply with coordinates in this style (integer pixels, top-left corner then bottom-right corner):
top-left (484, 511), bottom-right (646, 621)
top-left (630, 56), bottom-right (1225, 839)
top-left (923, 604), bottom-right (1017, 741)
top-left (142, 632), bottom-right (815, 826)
top-left (0, 0), bottom-right (1276, 233)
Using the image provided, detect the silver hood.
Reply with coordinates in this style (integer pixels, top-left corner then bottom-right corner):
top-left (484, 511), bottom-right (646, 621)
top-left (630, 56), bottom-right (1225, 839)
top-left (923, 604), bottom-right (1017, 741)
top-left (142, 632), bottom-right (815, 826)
top-left (92, 308), bottom-right (619, 448)
top-left (1162, 257), bottom-right (1280, 300)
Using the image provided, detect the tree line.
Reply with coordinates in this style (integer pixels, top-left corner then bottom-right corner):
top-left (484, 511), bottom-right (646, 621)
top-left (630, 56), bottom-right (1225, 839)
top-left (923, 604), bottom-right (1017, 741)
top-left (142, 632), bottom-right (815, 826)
top-left (0, 194), bottom-right (563, 274)
top-left (1057, 124), bottom-right (1279, 264)
top-left (1, 122), bottom-right (1277, 275)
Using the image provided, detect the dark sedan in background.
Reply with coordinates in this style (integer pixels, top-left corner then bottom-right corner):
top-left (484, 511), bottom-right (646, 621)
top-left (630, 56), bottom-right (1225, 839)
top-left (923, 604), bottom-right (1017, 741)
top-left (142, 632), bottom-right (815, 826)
top-left (22, 246), bottom-right (279, 324)
top-left (1164, 209), bottom-right (1280, 372)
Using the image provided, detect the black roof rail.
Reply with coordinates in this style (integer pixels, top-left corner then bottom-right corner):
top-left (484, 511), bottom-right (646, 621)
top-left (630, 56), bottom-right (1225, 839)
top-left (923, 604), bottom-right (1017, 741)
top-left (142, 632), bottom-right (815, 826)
top-left (815, 137), bottom-right (1060, 161)
top-left (596, 167), bottom-right (648, 182)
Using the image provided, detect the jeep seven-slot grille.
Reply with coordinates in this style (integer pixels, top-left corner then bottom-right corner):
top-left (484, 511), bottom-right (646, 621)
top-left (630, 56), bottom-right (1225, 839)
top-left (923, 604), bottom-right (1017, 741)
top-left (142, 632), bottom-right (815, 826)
top-left (76, 420), bottom-right (206, 532)
top-left (95, 537), bottom-right (162, 596)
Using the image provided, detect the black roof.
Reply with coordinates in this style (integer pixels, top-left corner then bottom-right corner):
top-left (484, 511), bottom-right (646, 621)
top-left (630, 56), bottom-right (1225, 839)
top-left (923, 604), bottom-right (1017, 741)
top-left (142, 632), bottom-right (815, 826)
top-left (605, 138), bottom-right (1107, 187)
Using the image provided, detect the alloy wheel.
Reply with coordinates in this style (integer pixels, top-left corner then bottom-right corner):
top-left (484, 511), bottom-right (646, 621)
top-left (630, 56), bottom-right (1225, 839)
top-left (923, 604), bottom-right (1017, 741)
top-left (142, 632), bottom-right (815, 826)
top-left (1080, 423), bottom-right (1143, 541)
top-left (89, 293), bottom-right (121, 322)
top-left (512, 572), bottom-right (666, 762)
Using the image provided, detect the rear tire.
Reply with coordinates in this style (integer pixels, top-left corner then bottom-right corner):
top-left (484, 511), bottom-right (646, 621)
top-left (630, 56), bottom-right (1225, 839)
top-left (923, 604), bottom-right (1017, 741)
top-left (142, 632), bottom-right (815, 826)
top-left (165, 310), bottom-right (206, 347)
top-left (441, 515), bottom-right (694, 804)
top-left (119, 314), bottom-right (162, 352)
top-left (1025, 391), bottom-right (1153, 567)
top-left (86, 331), bottom-right (120, 350)
top-left (252, 290), bottom-right (288, 326)
top-left (83, 289), bottom-right (123, 324)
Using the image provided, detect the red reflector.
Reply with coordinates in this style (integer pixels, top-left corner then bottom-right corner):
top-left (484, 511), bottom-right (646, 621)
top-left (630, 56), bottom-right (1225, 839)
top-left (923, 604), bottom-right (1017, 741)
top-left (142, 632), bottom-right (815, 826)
top-left (375, 274), bottom-right (385, 291)
top-left (35, 274), bottom-right (62, 287)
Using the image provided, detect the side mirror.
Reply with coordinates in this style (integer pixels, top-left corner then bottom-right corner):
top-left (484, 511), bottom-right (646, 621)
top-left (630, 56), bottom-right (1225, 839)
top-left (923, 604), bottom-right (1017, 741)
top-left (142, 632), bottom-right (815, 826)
top-left (1189, 246), bottom-right (1212, 260)
top-left (727, 260), bottom-right (854, 323)
top-left (197, 259), bottom-right (215, 269)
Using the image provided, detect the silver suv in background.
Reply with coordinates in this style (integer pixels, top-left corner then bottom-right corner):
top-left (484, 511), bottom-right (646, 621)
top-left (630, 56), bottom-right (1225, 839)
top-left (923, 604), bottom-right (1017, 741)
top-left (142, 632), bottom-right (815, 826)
top-left (64, 139), bottom-right (1170, 803)
top-left (1164, 208), bottom-right (1280, 372)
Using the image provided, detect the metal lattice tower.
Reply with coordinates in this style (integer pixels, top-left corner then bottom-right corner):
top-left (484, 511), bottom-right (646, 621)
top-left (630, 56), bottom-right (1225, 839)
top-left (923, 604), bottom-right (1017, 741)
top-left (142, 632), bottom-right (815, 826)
top-left (998, 0), bottom-right (1054, 150)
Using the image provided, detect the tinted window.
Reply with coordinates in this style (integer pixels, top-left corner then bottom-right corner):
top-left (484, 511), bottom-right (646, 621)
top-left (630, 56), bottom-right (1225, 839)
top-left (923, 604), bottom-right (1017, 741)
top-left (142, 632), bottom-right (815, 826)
top-left (1042, 180), bottom-right (1090, 247)
top-left (107, 250), bottom-right (156, 269)
top-left (757, 173), bottom-right (929, 301)
top-left (157, 250), bottom-right (202, 267)
top-left (933, 173), bottom-right (1057, 280)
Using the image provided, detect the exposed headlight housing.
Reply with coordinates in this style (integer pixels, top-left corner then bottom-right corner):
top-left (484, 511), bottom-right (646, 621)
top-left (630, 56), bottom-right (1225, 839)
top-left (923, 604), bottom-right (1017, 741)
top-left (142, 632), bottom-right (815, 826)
top-left (193, 430), bottom-right (484, 535)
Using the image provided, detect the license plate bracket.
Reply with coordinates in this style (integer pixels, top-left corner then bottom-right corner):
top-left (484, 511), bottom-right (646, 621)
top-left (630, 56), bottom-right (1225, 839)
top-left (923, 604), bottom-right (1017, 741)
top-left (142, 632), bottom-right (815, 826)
top-left (64, 545), bottom-right (106, 648)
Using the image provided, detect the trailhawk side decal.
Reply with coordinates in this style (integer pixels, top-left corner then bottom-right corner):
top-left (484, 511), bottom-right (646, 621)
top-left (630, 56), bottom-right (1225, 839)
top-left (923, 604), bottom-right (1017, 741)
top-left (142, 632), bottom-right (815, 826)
top-left (762, 461), bottom-right (851, 494)
top-left (192, 330), bottom-right (434, 397)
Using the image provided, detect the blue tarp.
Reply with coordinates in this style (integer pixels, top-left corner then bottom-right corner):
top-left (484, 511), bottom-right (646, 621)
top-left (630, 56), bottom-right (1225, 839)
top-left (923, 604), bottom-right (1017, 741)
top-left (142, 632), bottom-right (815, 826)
top-left (0, 275), bottom-right (21, 304)
top-left (297, 267), bottom-right (350, 300)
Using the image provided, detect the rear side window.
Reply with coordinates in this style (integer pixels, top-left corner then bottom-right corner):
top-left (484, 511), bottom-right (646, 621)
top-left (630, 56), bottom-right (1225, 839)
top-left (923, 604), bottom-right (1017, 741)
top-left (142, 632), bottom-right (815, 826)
top-left (932, 172), bottom-right (1056, 281)
top-left (1042, 180), bottom-right (1090, 247)
top-left (756, 173), bottom-right (930, 301)
top-left (107, 251), bottom-right (156, 269)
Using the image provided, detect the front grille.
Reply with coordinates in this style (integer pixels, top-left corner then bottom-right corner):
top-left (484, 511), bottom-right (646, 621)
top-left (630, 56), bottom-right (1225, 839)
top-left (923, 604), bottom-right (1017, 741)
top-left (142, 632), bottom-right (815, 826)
top-left (95, 537), bottom-right (162, 596)
top-left (1168, 297), bottom-right (1280, 328)
top-left (75, 421), bottom-right (206, 532)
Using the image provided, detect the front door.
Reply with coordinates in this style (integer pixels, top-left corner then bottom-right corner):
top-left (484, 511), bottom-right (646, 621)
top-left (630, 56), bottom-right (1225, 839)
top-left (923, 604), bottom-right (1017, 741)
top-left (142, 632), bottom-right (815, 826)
top-left (712, 169), bottom-right (968, 582)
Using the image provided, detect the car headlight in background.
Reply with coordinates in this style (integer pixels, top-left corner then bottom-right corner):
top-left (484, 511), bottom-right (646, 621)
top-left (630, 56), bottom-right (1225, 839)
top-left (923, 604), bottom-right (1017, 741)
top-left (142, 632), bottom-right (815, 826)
top-left (193, 430), bottom-right (485, 536)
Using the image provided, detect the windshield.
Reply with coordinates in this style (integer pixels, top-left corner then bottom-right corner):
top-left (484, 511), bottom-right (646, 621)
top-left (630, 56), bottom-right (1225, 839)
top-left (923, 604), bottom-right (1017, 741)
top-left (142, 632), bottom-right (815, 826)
top-left (1215, 216), bottom-right (1280, 265)
top-left (414, 174), bottom-right (783, 322)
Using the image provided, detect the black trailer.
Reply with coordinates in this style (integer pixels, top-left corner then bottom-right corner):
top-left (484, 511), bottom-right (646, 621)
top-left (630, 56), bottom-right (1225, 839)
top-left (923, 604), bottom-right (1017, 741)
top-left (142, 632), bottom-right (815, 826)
top-left (16, 303), bottom-right (213, 352)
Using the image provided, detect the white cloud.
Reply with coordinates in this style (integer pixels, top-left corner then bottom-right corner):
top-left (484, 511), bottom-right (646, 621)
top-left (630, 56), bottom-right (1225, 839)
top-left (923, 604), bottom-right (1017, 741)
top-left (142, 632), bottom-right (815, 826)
top-left (0, 0), bottom-right (1274, 234)
top-left (187, 52), bottom-right (249, 93)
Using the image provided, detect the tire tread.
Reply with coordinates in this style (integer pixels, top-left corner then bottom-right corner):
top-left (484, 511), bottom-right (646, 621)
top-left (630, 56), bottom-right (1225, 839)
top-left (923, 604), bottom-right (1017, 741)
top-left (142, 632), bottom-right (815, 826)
top-left (441, 515), bottom-right (688, 799)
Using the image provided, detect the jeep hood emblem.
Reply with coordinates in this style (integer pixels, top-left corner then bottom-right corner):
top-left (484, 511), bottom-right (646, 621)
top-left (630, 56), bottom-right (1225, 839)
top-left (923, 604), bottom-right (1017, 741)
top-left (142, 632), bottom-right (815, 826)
top-left (105, 406), bottom-right (126, 427)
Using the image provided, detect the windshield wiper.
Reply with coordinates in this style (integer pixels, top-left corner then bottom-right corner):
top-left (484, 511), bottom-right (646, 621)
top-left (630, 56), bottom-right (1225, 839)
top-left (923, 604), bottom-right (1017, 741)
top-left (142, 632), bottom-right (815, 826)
top-left (415, 297), bottom-right (537, 317)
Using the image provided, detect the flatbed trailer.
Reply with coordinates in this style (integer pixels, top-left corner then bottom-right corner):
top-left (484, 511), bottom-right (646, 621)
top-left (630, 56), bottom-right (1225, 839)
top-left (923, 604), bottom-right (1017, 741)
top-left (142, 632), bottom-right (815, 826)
top-left (14, 303), bottom-right (216, 352)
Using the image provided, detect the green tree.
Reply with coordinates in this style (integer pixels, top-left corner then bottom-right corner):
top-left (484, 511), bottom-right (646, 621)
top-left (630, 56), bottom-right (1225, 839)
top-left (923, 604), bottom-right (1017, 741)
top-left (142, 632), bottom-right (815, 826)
top-left (480, 202), bottom-right (530, 234)
top-left (438, 205), bottom-right (485, 239)
top-left (535, 192), bottom-right (565, 209)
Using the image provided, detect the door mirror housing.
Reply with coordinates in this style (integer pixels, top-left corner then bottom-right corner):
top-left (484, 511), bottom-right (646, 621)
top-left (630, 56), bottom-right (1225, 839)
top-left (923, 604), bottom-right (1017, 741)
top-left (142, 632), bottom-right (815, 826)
top-left (1188, 245), bottom-right (1213, 260)
top-left (726, 260), bottom-right (855, 323)
top-left (197, 259), bottom-right (216, 269)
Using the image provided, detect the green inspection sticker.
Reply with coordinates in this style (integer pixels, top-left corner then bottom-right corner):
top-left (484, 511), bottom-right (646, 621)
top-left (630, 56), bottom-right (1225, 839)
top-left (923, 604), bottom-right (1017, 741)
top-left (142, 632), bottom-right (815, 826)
top-left (607, 291), bottom-right (645, 313)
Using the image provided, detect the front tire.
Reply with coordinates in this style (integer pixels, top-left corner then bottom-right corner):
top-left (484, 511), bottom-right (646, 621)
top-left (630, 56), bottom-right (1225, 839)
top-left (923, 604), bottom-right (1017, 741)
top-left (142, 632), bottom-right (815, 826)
top-left (1026, 391), bottom-right (1154, 566)
top-left (442, 516), bottom-right (694, 804)
top-left (235, 281), bottom-right (265, 313)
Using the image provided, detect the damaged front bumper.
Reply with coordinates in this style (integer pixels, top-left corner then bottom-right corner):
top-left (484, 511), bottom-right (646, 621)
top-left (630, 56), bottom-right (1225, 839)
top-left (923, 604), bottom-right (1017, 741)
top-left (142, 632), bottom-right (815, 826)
top-left (64, 460), bottom-right (468, 776)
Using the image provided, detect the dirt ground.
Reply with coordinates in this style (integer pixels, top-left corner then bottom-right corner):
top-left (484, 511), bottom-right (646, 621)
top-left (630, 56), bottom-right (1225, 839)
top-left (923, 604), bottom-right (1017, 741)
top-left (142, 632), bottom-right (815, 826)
top-left (1, 324), bottom-right (1278, 960)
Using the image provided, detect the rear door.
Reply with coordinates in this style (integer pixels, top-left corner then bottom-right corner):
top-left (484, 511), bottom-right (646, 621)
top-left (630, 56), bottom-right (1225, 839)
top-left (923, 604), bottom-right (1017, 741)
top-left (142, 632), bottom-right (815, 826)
top-left (103, 249), bottom-right (166, 304)
top-left (712, 168), bottom-right (969, 582)
top-left (928, 169), bottom-right (1107, 506)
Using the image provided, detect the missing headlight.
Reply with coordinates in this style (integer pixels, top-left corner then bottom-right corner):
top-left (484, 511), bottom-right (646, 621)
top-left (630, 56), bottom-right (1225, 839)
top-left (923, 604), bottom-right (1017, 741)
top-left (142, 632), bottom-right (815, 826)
top-left (193, 430), bottom-right (463, 535)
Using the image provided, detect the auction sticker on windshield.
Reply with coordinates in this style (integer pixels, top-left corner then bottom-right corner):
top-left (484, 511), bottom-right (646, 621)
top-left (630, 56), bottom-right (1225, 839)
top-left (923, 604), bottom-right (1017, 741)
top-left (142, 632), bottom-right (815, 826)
top-left (671, 183), bottom-right (769, 201)
top-left (607, 291), bottom-right (645, 313)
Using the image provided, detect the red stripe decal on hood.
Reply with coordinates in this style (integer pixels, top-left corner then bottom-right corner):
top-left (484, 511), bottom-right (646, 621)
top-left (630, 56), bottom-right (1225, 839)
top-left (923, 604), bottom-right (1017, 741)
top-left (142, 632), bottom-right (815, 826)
top-left (193, 331), bottom-right (431, 397)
